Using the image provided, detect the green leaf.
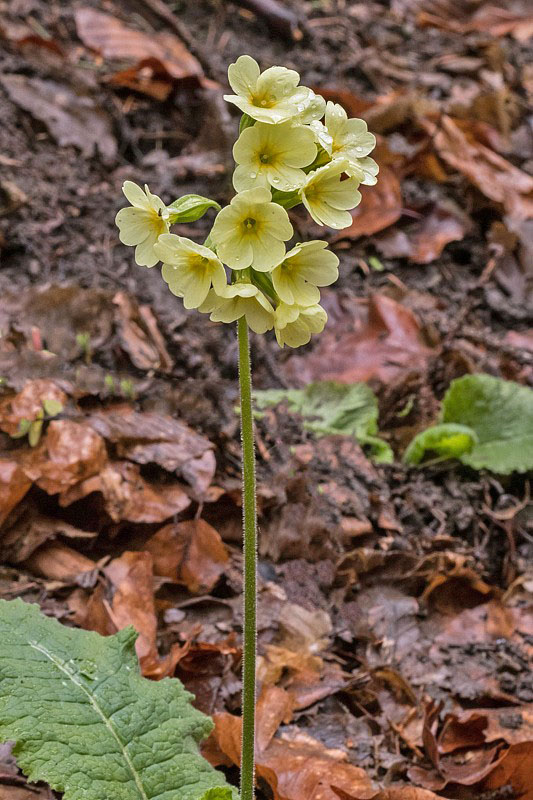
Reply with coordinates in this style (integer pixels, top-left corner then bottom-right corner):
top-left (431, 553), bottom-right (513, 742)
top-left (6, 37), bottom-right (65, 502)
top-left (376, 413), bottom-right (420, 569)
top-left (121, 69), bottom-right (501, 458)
top-left (11, 418), bottom-right (31, 438)
top-left (0, 599), bottom-right (238, 800)
top-left (403, 423), bottom-right (478, 465)
top-left (42, 397), bottom-right (63, 417)
top-left (254, 381), bottom-right (393, 463)
top-left (441, 374), bottom-right (533, 473)
top-left (168, 195), bottom-right (221, 223)
top-left (28, 418), bottom-right (44, 447)
top-left (403, 374), bottom-right (533, 474)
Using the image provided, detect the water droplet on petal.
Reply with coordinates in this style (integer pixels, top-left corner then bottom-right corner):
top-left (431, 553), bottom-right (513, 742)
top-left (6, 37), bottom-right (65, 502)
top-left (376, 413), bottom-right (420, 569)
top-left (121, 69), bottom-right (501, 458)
top-left (297, 104), bottom-right (305, 112)
top-left (271, 177), bottom-right (280, 185)
top-left (249, 172), bottom-right (257, 179)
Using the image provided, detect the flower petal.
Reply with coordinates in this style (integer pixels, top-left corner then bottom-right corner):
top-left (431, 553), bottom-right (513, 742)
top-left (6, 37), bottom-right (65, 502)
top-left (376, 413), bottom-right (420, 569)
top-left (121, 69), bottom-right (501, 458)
top-left (227, 54), bottom-right (260, 97)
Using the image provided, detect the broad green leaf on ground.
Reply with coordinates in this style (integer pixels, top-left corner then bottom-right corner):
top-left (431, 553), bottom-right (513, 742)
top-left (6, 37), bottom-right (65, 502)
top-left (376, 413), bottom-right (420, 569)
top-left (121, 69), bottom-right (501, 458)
top-left (403, 423), bottom-right (478, 465)
top-left (404, 374), bottom-right (533, 474)
top-left (0, 599), bottom-right (238, 800)
top-left (254, 381), bottom-right (393, 463)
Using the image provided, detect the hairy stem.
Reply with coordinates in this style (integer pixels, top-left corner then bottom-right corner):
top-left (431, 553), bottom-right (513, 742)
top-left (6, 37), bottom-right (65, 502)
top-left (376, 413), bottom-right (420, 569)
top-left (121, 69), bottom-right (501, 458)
top-left (237, 316), bottom-right (257, 800)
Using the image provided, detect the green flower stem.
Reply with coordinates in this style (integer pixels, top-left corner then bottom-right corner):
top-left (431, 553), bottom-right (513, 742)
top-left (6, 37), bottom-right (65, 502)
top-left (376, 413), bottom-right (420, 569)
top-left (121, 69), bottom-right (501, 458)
top-left (237, 316), bottom-right (257, 800)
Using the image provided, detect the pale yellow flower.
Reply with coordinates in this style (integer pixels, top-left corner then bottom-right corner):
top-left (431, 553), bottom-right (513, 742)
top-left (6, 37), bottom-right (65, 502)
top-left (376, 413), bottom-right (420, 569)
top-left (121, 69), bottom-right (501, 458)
top-left (233, 121), bottom-right (317, 193)
top-left (272, 241), bottom-right (339, 306)
top-left (292, 90), bottom-right (326, 125)
top-left (274, 302), bottom-right (327, 348)
top-left (201, 283), bottom-right (275, 334)
top-left (224, 55), bottom-right (313, 124)
top-left (115, 181), bottom-right (169, 267)
top-left (319, 102), bottom-right (378, 184)
top-left (210, 187), bottom-right (293, 271)
top-left (154, 235), bottom-right (227, 309)
top-left (300, 161), bottom-right (361, 229)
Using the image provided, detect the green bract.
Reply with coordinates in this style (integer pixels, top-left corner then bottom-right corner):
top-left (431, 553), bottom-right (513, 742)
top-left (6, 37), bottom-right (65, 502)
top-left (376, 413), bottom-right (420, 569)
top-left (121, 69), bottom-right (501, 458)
top-left (0, 599), bottom-right (238, 800)
top-left (168, 194), bottom-right (221, 223)
top-left (114, 53), bottom-right (378, 348)
top-left (404, 374), bottom-right (533, 473)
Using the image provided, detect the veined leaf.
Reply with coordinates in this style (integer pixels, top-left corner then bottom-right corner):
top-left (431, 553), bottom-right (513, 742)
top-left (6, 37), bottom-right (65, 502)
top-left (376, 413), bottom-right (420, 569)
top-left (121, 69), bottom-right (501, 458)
top-left (254, 381), bottom-right (393, 463)
top-left (404, 374), bottom-right (533, 474)
top-left (0, 599), bottom-right (238, 800)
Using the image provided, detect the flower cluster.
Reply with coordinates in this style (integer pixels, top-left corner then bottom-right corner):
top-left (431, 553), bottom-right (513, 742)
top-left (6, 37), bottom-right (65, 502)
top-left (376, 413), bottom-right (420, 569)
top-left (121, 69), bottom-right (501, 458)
top-left (115, 55), bottom-right (377, 348)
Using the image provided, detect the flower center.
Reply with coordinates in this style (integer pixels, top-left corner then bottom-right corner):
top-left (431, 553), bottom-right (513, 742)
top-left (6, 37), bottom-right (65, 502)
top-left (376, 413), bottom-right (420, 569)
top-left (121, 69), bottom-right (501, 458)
top-left (244, 217), bottom-right (256, 230)
top-left (252, 92), bottom-right (275, 109)
top-left (259, 153), bottom-right (270, 164)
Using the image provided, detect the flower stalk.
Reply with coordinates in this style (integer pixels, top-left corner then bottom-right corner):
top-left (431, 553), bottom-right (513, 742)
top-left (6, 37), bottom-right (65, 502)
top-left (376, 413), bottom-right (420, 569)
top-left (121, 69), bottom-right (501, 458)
top-left (114, 53), bottom-right (379, 798)
top-left (237, 316), bottom-right (257, 800)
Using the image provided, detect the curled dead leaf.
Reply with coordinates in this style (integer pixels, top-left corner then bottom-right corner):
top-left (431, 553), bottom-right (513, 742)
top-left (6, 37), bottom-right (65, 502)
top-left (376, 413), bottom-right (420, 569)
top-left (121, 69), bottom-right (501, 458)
top-left (104, 551), bottom-right (159, 672)
top-left (60, 461), bottom-right (190, 523)
top-left (0, 75), bottom-right (117, 163)
top-left (0, 459), bottom-right (31, 527)
top-left (334, 164), bottom-right (402, 241)
top-left (0, 379), bottom-right (67, 436)
top-left (479, 741), bottom-right (533, 800)
top-left (422, 115), bottom-right (533, 219)
top-left (74, 7), bottom-right (203, 84)
top-left (113, 292), bottom-right (173, 373)
top-left (86, 406), bottom-right (215, 494)
top-left (22, 541), bottom-right (96, 582)
top-left (375, 202), bottom-right (468, 264)
top-left (208, 686), bottom-right (377, 800)
top-left (144, 519), bottom-right (229, 593)
top-left (286, 293), bottom-right (434, 385)
top-left (21, 420), bottom-right (107, 495)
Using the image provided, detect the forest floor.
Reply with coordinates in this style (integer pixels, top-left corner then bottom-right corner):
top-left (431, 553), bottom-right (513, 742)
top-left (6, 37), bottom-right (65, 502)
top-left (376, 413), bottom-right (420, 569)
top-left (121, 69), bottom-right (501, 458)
top-left (0, 0), bottom-right (532, 798)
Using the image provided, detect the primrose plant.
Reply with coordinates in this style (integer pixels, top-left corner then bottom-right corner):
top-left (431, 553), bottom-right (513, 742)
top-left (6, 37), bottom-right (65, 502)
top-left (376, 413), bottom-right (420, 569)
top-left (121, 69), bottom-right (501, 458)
top-left (115, 55), bottom-right (378, 800)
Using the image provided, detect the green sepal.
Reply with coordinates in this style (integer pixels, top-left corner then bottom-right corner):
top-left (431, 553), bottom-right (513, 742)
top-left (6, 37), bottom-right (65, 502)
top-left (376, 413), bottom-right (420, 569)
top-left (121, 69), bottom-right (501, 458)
top-left (239, 113), bottom-right (255, 133)
top-left (270, 188), bottom-right (301, 210)
top-left (168, 194), bottom-right (221, 224)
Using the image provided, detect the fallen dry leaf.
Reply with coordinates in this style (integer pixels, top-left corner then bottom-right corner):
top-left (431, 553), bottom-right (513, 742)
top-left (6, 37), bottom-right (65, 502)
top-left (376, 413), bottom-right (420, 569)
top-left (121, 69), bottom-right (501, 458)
top-left (59, 461), bottom-right (190, 523)
top-left (22, 541), bottom-right (96, 581)
top-left (479, 741), bottom-right (533, 800)
top-left (0, 459), bottom-right (31, 527)
top-left (175, 639), bottom-right (240, 715)
top-left (375, 202), bottom-right (468, 264)
top-left (0, 75), bottom-right (116, 163)
top-left (374, 791), bottom-right (444, 800)
top-left (86, 405), bottom-right (215, 494)
top-left (21, 420), bottom-right (107, 495)
top-left (0, 286), bottom-right (114, 362)
top-left (104, 551), bottom-right (159, 672)
top-left (208, 686), bottom-right (377, 800)
top-left (0, 379), bottom-right (67, 436)
top-left (334, 164), bottom-right (402, 241)
top-left (113, 291), bottom-right (173, 373)
top-left (408, 700), bottom-right (503, 790)
top-left (144, 519), bottom-right (229, 593)
top-left (416, 0), bottom-right (533, 42)
top-left (285, 293), bottom-right (434, 385)
top-left (439, 705), bottom-right (533, 751)
top-left (75, 7), bottom-right (203, 86)
top-left (422, 115), bottom-right (533, 219)
top-left (1, 511), bottom-right (95, 563)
